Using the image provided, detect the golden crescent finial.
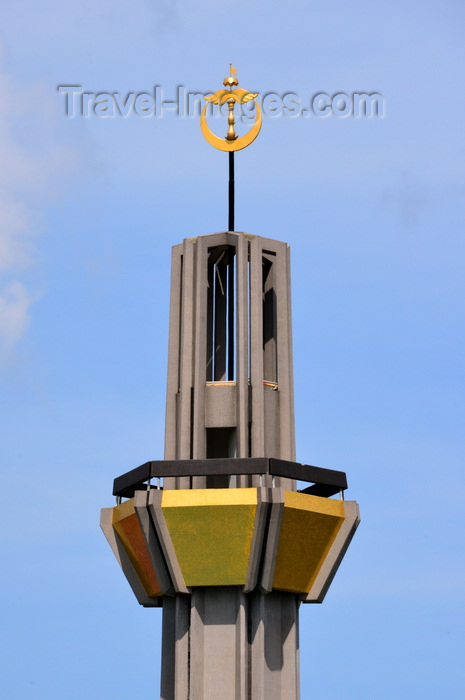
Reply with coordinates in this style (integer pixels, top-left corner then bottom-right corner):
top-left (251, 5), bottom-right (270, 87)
top-left (200, 67), bottom-right (262, 152)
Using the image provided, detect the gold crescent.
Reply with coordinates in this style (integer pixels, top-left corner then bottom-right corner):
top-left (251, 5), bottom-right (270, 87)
top-left (200, 98), bottom-right (262, 152)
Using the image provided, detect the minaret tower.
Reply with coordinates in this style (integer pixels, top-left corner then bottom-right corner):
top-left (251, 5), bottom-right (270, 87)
top-left (101, 67), bottom-right (360, 700)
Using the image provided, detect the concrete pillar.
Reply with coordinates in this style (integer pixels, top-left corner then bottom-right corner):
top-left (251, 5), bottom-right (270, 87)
top-left (161, 596), bottom-right (190, 700)
top-left (250, 591), bottom-right (300, 700)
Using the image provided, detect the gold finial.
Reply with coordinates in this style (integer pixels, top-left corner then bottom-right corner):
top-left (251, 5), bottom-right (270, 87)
top-left (200, 66), bottom-right (262, 152)
top-left (223, 64), bottom-right (239, 89)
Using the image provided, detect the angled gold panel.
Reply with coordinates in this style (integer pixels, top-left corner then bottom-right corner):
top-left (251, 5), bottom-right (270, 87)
top-left (272, 492), bottom-right (345, 594)
top-left (100, 508), bottom-right (162, 607)
top-left (112, 499), bottom-right (162, 598)
top-left (161, 488), bottom-right (259, 587)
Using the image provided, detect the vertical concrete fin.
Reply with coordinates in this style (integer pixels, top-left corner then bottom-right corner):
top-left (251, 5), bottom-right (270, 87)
top-left (146, 489), bottom-right (189, 594)
top-left (133, 490), bottom-right (174, 595)
top-left (244, 486), bottom-right (269, 592)
top-left (192, 234), bottom-right (208, 462)
top-left (236, 233), bottom-right (249, 462)
top-left (178, 238), bottom-right (196, 462)
top-left (249, 236), bottom-right (265, 461)
top-left (259, 487), bottom-right (285, 593)
top-left (165, 243), bottom-right (183, 463)
top-left (275, 241), bottom-right (296, 464)
top-left (161, 595), bottom-right (191, 700)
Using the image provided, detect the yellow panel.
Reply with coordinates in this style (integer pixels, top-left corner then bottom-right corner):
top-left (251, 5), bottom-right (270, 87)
top-left (162, 488), bottom-right (258, 508)
top-left (112, 499), bottom-right (162, 598)
top-left (273, 492), bottom-right (345, 594)
top-left (162, 488), bottom-right (258, 586)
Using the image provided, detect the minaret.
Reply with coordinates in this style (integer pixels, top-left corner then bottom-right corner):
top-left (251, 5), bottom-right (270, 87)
top-left (101, 68), bottom-right (360, 700)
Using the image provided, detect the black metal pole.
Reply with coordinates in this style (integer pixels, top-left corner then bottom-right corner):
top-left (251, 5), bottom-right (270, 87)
top-left (228, 151), bottom-right (234, 231)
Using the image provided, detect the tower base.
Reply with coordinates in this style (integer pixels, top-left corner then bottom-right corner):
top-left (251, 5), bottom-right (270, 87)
top-left (161, 588), bottom-right (300, 700)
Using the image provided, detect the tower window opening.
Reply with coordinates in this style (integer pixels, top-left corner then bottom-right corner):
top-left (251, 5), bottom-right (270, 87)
top-left (206, 427), bottom-right (237, 487)
top-left (207, 245), bottom-right (236, 382)
top-left (262, 253), bottom-right (277, 383)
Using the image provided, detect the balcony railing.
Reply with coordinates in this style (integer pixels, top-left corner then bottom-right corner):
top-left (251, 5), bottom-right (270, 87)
top-left (113, 457), bottom-right (348, 500)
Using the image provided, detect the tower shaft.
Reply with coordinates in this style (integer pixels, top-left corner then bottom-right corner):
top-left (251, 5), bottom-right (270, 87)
top-left (161, 232), bottom-right (299, 698)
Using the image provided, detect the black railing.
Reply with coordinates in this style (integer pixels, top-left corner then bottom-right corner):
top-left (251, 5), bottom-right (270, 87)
top-left (113, 458), bottom-right (348, 500)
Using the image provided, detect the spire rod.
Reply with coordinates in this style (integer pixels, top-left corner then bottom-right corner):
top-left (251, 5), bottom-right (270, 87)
top-left (229, 152), bottom-right (234, 231)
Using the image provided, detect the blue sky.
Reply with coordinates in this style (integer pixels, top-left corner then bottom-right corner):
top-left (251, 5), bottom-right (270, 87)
top-left (1, 1), bottom-right (464, 698)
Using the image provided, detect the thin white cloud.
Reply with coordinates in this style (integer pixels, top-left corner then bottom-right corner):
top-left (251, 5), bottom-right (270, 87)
top-left (0, 69), bottom-right (38, 275)
top-left (0, 281), bottom-right (35, 357)
top-left (0, 76), bottom-right (39, 359)
top-left (0, 197), bottom-right (31, 273)
top-left (0, 45), bottom-right (83, 362)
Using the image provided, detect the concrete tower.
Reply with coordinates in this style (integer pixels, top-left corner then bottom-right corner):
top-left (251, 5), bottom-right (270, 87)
top-left (161, 232), bottom-right (298, 699)
top-left (101, 69), bottom-right (360, 700)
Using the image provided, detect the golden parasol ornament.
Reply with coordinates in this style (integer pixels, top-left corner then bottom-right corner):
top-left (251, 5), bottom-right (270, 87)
top-left (200, 65), bottom-right (262, 152)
